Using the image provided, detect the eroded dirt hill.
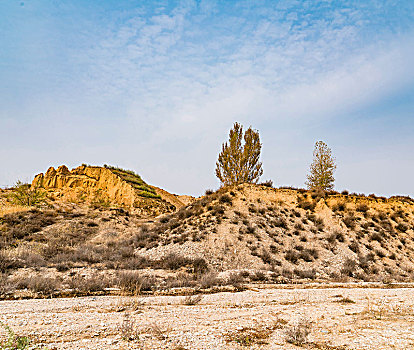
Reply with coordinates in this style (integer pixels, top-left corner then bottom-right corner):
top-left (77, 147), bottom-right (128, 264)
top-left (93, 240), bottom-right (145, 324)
top-left (1, 180), bottom-right (414, 299)
top-left (32, 165), bottom-right (180, 216)
top-left (139, 184), bottom-right (414, 281)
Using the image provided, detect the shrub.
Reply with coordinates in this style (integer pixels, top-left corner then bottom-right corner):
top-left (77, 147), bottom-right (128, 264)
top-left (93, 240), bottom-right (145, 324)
top-left (300, 248), bottom-right (319, 261)
top-left (332, 202), bottom-right (346, 211)
top-left (343, 215), bottom-right (356, 229)
top-left (348, 241), bottom-right (360, 253)
top-left (341, 258), bottom-right (357, 277)
top-left (294, 268), bottom-right (317, 279)
top-left (396, 223), bottom-right (408, 232)
top-left (0, 322), bottom-right (35, 350)
top-left (182, 294), bottom-right (203, 305)
top-left (328, 230), bottom-right (345, 243)
top-left (117, 271), bottom-right (155, 293)
top-left (9, 181), bottom-right (46, 207)
top-left (369, 232), bottom-right (383, 243)
top-left (285, 318), bottom-right (311, 345)
top-left (199, 271), bottom-right (220, 289)
top-left (67, 274), bottom-right (111, 293)
top-left (219, 194), bottom-right (232, 204)
top-left (259, 180), bottom-right (273, 188)
top-left (297, 199), bottom-right (315, 211)
top-left (273, 218), bottom-right (287, 229)
top-left (14, 276), bottom-right (58, 295)
top-left (119, 313), bottom-right (138, 341)
top-left (285, 250), bottom-right (299, 263)
top-left (356, 203), bottom-right (369, 213)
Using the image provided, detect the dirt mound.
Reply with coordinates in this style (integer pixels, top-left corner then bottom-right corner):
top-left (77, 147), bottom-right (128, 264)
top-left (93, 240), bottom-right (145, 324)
top-left (1, 183), bottom-right (414, 300)
top-left (32, 165), bottom-right (177, 216)
top-left (138, 184), bottom-right (414, 281)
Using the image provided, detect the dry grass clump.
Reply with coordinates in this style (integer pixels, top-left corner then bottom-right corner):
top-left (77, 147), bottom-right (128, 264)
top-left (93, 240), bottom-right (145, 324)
top-left (182, 294), bottom-right (203, 305)
top-left (356, 203), bottom-right (369, 213)
top-left (224, 319), bottom-right (287, 346)
top-left (343, 214), bottom-right (356, 229)
top-left (117, 271), bottom-right (157, 294)
top-left (12, 275), bottom-right (58, 295)
top-left (67, 273), bottom-right (112, 293)
top-left (119, 313), bottom-right (139, 341)
top-left (285, 317), bottom-right (312, 346)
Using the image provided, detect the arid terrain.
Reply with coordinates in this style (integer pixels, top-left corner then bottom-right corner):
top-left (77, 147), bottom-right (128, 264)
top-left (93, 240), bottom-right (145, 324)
top-left (1, 165), bottom-right (414, 349)
top-left (1, 284), bottom-right (414, 349)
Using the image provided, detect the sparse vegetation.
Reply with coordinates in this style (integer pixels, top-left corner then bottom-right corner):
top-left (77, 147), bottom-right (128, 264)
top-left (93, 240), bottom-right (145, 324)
top-left (285, 318), bottom-right (312, 346)
top-left (9, 181), bottom-right (46, 207)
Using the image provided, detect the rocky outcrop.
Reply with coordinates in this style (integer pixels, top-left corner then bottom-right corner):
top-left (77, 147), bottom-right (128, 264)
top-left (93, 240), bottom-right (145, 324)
top-left (32, 165), bottom-right (176, 216)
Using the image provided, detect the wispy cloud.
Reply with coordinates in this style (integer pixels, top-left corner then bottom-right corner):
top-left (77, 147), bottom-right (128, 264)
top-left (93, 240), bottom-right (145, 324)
top-left (1, 0), bottom-right (413, 195)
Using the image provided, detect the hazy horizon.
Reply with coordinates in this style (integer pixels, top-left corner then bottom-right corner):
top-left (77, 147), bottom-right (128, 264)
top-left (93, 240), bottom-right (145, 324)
top-left (1, 1), bottom-right (413, 197)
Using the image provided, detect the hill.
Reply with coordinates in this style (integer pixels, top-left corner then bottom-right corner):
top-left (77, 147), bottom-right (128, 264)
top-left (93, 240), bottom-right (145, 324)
top-left (31, 164), bottom-right (178, 216)
top-left (1, 173), bottom-right (414, 299)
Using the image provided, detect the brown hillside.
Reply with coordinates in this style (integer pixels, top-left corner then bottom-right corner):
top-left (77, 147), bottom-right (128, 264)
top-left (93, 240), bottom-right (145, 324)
top-left (31, 165), bottom-right (178, 216)
top-left (1, 182), bottom-right (414, 299)
top-left (139, 184), bottom-right (414, 281)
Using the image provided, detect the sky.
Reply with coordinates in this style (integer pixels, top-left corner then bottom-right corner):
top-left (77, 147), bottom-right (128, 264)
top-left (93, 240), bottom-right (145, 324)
top-left (0, 0), bottom-right (413, 197)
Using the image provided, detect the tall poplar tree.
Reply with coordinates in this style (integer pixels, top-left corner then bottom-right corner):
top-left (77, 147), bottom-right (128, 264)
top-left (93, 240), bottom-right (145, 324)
top-left (215, 122), bottom-right (263, 186)
top-left (306, 141), bottom-right (336, 191)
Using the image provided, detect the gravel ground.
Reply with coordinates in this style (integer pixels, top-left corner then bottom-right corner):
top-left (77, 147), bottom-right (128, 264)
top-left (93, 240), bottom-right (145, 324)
top-left (1, 285), bottom-right (414, 349)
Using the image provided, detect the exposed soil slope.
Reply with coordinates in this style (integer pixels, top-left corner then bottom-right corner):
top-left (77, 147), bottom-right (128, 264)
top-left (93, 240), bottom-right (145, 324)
top-left (1, 183), bottom-right (414, 300)
top-left (140, 184), bottom-right (414, 281)
top-left (32, 165), bottom-right (176, 216)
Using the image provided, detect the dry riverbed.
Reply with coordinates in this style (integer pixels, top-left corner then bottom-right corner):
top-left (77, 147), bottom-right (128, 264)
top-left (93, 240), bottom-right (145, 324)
top-left (1, 285), bottom-right (414, 349)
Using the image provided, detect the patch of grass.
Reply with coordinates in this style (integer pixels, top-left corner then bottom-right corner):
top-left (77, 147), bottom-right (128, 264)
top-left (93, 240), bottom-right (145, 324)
top-left (0, 321), bottom-right (44, 349)
top-left (105, 165), bottom-right (160, 199)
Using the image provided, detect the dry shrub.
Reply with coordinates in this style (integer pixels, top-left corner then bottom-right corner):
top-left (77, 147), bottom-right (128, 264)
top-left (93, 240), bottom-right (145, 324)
top-left (294, 268), bottom-right (317, 279)
top-left (298, 198), bottom-right (315, 211)
top-left (67, 274), bottom-right (111, 293)
top-left (226, 271), bottom-right (245, 290)
top-left (343, 214), bottom-right (356, 229)
top-left (117, 271), bottom-right (156, 293)
top-left (356, 203), bottom-right (369, 212)
top-left (13, 275), bottom-right (58, 295)
top-left (0, 273), bottom-right (15, 295)
top-left (199, 271), bottom-right (220, 289)
top-left (225, 319), bottom-right (287, 346)
top-left (285, 318), bottom-right (312, 345)
top-left (332, 202), bottom-right (346, 211)
top-left (219, 194), bottom-right (232, 205)
top-left (119, 313), bottom-right (139, 341)
top-left (341, 258), bottom-right (357, 277)
top-left (182, 294), bottom-right (203, 305)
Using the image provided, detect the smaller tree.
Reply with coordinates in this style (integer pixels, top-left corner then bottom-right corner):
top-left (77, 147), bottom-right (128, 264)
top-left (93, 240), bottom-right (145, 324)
top-left (305, 141), bottom-right (336, 191)
top-left (10, 181), bottom-right (46, 207)
top-left (215, 122), bottom-right (263, 186)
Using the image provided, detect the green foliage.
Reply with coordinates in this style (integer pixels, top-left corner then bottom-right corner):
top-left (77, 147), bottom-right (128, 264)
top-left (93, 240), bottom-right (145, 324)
top-left (216, 122), bottom-right (263, 186)
top-left (105, 165), bottom-right (161, 199)
top-left (0, 321), bottom-right (38, 349)
top-left (9, 181), bottom-right (46, 207)
top-left (305, 141), bottom-right (337, 191)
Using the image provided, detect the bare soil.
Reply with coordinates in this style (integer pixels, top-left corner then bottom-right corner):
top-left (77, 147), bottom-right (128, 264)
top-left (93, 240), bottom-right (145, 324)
top-left (1, 284), bottom-right (414, 349)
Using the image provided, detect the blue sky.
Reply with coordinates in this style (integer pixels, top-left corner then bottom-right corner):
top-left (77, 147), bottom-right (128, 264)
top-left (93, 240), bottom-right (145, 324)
top-left (1, 0), bottom-right (413, 197)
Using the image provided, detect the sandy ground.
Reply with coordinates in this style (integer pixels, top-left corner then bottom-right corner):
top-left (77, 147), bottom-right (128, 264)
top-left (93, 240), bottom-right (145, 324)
top-left (1, 285), bottom-right (414, 350)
